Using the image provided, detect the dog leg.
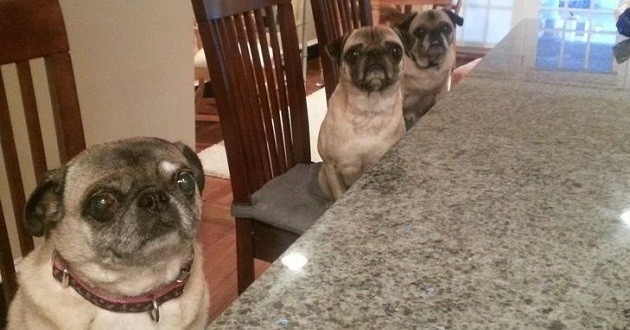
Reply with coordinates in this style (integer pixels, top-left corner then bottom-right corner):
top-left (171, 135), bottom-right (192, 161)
top-left (318, 165), bottom-right (333, 200)
top-left (320, 163), bottom-right (347, 200)
top-left (340, 162), bottom-right (363, 189)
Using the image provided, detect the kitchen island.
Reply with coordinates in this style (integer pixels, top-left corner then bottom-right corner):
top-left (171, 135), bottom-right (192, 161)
top-left (210, 19), bottom-right (630, 329)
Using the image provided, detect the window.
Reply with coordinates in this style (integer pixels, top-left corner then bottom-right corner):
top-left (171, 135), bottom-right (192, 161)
top-left (456, 0), bottom-right (622, 47)
top-left (537, 0), bottom-right (623, 73)
top-left (456, 0), bottom-right (523, 48)
top-left (540, 0), bottom-right (620, 35)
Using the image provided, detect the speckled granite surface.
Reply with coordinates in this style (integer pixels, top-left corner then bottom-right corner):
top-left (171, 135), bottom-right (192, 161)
top-left (210, 20), bottom-right (630, 329)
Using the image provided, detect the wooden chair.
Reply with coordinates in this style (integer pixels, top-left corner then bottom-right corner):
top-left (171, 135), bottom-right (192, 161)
top-left (0, 0), bottom-right (86, 321)
top-left (192, 0), bottom-right (330, 293)
top-left (310, 0), bottom-right (373, 100)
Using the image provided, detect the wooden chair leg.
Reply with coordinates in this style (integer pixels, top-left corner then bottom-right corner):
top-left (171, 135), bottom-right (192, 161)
top-left (235, 217), bottom-right (255, 294)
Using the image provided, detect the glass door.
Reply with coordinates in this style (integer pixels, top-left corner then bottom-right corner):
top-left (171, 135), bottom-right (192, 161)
top-left (456, 0), bottom-right (622, 48)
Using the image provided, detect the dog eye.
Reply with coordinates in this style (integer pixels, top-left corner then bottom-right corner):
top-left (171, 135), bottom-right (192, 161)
top-left (441, 24), bottom-right (451, 33)
top-left (345, 49), bottom-right (361, 63)
top-left (176, 171), bottom-right (196, 196)
top-left (388, 45), bottom-right (402, 60)
top-left (86, 193), bottom-right (118, 222)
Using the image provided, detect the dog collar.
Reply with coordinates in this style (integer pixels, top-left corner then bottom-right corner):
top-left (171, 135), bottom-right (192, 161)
top-left (51, 249), bottom-right (193, 323)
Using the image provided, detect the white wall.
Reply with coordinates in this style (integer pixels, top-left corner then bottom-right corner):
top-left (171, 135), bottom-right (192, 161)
top-left (59, 0), bottom-right (195, 147)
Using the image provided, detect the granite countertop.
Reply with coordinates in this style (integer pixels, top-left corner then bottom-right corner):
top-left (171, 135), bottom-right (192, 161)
top-left (210, 20), bottom-right (630, 329)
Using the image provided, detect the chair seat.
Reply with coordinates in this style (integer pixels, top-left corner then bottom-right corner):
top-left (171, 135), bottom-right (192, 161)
top-left (232, 162), bottom-right (331, 234)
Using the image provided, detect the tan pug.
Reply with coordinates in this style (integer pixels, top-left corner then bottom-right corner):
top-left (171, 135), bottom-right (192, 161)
top-left (7, 137), bottom-right (209, 329)
top-left (397, 9), bottom-right (464, 130)
top-left (318, 26), bottom-right (414, 201)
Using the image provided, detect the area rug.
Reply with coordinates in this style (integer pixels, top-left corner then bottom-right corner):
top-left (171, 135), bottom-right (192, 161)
top-left (198, 88), bottom-right (327, 179)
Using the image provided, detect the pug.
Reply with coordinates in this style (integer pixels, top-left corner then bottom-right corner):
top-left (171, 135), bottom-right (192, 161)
top-left (317, 26), bottom-right (414, 201)
top-left (397, 9), bottom-right (464, 129)
top-left (7, 137), bottom-right (209, 329)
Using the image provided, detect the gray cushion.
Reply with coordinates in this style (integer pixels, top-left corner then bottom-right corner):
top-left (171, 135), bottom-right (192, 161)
top-left (231, 162), bottom-right (332, 234)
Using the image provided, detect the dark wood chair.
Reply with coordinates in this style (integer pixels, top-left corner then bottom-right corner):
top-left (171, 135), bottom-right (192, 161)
top-left (310, 0), bottom-right (373, 100)
top-left (0, 0), bottom-right (86, 322)
top-left (192, 0), bottom-right (330, 293)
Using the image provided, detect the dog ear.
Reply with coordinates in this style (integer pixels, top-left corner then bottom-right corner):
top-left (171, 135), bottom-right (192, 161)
top-left (325, 34), bottom-right (348, 67)
top-left (394, 28), bottom-right (416, 53)
top-left (396, 12), bottom-right (418, 32)
top-left (174, 142), bottom-right (205, 194)
top-left (25, 167), bottom-right (66, 237)
top-left (443, 9), bottom-right (464, 27)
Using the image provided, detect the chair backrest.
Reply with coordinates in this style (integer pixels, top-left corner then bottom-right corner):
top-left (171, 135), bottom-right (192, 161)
top-left (0, 0), bottom-right (85, 312)
top-left (311, 0), bottom-right (372, 100)
top-left (192, 0), bottom-right (310, 204)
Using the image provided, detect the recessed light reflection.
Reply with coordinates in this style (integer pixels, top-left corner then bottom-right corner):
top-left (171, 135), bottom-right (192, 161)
top-left (621, 210), bottom-right (630, 226)
top-left (281, 252), bottom-right (308, 271)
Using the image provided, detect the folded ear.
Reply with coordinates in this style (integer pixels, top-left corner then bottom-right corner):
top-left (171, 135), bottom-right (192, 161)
top-left (396, 12), bottom-right (418, 32)
top-left (25, 167), bottom-right (66, 237)
top-left (325, 34), bottom-right (349, 67)
top-left (394, 28), bottom-right (416, 54)
top-left (443, 9), bottom-right (464, 27)
top-left (174, 142), bottom-right (205, 194)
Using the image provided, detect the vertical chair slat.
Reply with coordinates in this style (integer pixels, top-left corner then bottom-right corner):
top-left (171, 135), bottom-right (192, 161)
top-left (349, 0), bottom-right (360, 27)
top-left (45, 53), bottom-right (85, 163)
top-left (17, 61), bottom-right (47, 180)
top-left (243, 10), bottom-right (274, 180)
top-left (224, 16), bottom-right (263, 193)
top-left (199, 18), bottom-right (251, 202)
top-left (265, 6), bottom-right (294, 169)
top-left (233, 13), bottom-right (269, 189)
top-left (258, 7), bottom-right (287, 177)
top-left (341, 0), bottom-right (353, 31)
top-left (360, 0), bottom-right (373, 26)
top-left (250, 10), bottom-right (284, 177)
top-left (331, 0), bottom-right (343, 39)
top-left (277, 2), bottom-right (309, 165)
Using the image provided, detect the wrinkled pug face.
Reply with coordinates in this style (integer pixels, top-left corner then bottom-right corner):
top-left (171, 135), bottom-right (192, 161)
top-left (327, 26), bottom-right (415, 92)
top-left (25, 137), bottom-right (205, 266)
top-left (398, 9), bottom-right (464, 66)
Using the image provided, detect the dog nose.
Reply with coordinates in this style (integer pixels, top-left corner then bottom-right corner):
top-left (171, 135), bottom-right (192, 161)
top-left (366, 63), bottom-right (385, 72)
top-left (138, 190), bottom-right (170, 212)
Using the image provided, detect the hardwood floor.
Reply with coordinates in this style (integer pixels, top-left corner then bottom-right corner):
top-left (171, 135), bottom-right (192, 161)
top-left (195, 57), bottom-right (324, 323)
top-left (197, 176), bottom-right (271, 322)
